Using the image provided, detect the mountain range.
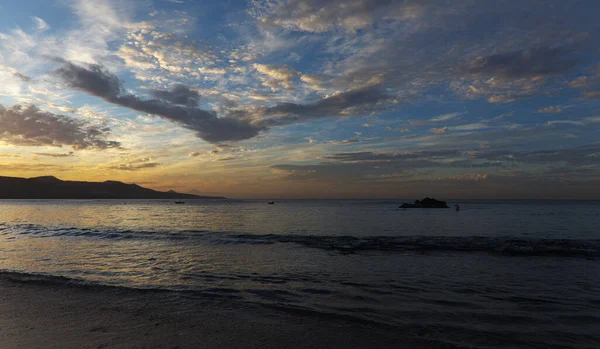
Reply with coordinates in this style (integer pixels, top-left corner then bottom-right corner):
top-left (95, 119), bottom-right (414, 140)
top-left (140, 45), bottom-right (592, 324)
top-left (0, 176), bottom-right (225, 199)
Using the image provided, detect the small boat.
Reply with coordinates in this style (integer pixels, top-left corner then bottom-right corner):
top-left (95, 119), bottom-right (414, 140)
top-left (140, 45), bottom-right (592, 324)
top-left (455, 204), bottom-right (460, 211)
top-left (174, 201), bottom-right (185, 204)
top-left (268, 201), bottom-right (275, 205)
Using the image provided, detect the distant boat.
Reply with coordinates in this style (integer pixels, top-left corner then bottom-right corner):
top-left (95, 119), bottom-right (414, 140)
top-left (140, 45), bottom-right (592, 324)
top-left (174, 201), bottom-right (185, 204)
top-left (268, 201), bottom-right (275, 205)
top-left (455, 204), bottom-right (460, 211)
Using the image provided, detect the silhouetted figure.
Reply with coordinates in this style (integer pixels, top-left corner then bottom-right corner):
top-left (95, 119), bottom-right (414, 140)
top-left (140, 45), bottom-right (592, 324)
top-left (455, 204), bottom-right (460, 212)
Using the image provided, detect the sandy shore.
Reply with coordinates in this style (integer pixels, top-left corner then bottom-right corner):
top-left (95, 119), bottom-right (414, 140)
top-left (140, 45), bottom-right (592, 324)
top-left (0, 275), bottom-right (458, 349)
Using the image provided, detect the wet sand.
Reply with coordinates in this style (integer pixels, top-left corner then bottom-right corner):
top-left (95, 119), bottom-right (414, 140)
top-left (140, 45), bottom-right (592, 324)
top-left (0, 277), bottom-right (457, 349)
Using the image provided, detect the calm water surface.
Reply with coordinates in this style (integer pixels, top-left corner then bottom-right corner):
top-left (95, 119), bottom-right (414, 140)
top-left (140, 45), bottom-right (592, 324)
top-left (1, 199), bottom-right (599, 348)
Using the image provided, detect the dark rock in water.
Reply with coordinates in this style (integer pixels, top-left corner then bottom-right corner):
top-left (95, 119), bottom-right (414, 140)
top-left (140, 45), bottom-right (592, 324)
top-left (399, 197), bottom-right (449, 209)
top-left (420, 197), bottom-right (449, 208)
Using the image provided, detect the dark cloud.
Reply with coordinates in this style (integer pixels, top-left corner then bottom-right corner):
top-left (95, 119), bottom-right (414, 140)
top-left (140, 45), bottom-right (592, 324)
top-left (467, 46), bottom-right (579, 79)
top-left (324, 150), bottom-right (461, 162)
top-left (53, 61), bottom-right (395, 143)
top-left (273, 144), bottom-right (600, 183)
top-left (13, 72), bottom-right (32, 82)
top-left (150, 84), bottom-right (200, 107)
top-left (53, 61), bottom-right (265, 143)
top-left (272, 150), bottom-right (466, 182)
top-left (54, 61), bottom-right (122, 99)
top-left (0, 104), bottom-right (120, 150)
top-left (474, 143), bottom-right (600, 167)
top-left (271, 162), bottom-right (403, 182)
top-left (260, 85), bottom-right (394, 126)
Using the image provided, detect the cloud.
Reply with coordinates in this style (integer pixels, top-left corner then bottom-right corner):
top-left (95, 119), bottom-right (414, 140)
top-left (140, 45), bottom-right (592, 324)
top-left (258, 85), bottom-right (394, 126)
top-left (272, 143), bottom-right (600, 186)
top-left (282, 1), bottom-right (599, 106)
top-left (117, 26), bottom-right (220, 79)
top-left (430, 112), bottom-right (462, 122)
top-left (452, 78), bottom-right (544, 104)
top-left (117, 46), bottom-right (158, 70)
top-left (13, 72), bottom-right (32, 82)
top-left (467, 46), bottom-right (578, 79)
top-left (101, 157), bottom-right (161, 171)
top-left (0, 104), bottom-right (120, 149)
top-left (53, 60), bottom-right (394, 143)
top-left (53, 60), bottom-right (265, 143)
top-left (472, 143), bottom-right (600, 167)
top-left (259, 0), bottom-right (398, 33)
top-left (409, 112), bottom-right (463, 126)
top-left (437, 173), bottom-right (489, 181)
top-left (545, 116), bottom-right (600, 127)
top-left (538, 106), bottom-right (563, 113)
top-left (271, 149), bottom-right (465, 182)
top-left (386, 126), bottom-right (409, 132)
top-left (429, 127), bottom-right (448, 134)
top-left (32, 16), bottom-right (49, 31)
top-left (0, 162), bottom-right (70, 173)
top-left (582, 90), bottom-right (600, 99)
top-left (300, 74), bottom-right (329, 91)
top-left (61, 0), bottom-right (140, 63)
top-left (253, 63), bottom-right (298, 90)
top-left (451, 123), bottom-right (489, 131)
top-left (33, 151), bottom-right (75, 158)
top-left (198, 67), bottom-right (226, 75)
top-left (0, 153), bottom-right (21, 158)
top-left (329, 138), bottom-right (359, 145)
top-left (545, 120), bottom-right (583, 127)
top-left (569, 76), bottom-right (593, 88)
top-left (150, 84), bottom-right (201, 107)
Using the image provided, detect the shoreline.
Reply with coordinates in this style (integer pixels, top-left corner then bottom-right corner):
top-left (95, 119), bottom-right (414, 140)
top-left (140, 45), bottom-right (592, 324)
top-left (0, 276), bottom-right (457, 349)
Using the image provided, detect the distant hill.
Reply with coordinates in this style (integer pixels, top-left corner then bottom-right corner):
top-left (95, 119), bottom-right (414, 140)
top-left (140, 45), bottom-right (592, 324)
top-left (0, 176), bottom-right (225, 199)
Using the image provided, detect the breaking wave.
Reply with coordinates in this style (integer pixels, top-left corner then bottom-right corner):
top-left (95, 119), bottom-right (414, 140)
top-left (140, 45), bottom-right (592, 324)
top-left (1, 223), bottom-right (599, 257)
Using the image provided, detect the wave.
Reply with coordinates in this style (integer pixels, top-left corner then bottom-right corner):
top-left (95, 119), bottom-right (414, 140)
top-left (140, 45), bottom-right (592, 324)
top-left (0, 270), bottom-right (247, 301)
top-left (2, 223), bottom-right (599, 257)
top-left (225, 234), bottom-right (600, 257)
top-left (0, 270), bottom-right (106, 288)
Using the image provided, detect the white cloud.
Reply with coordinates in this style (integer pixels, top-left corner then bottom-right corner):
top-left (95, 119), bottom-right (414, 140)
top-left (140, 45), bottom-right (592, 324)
top-left (430, 112), bottom-right (462, 122)
top-left (538, 106), bottom-right (562, 113)
top-left (253, 63), bottom-right (298, 91)
top-left (430, 127), bottom-right (448, 134)
top-left (32, 17), bottom-right (50, 31)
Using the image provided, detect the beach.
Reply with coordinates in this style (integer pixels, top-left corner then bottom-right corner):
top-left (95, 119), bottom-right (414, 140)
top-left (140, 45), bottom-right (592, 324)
top-left (0, 273), bottom-right (454, 349)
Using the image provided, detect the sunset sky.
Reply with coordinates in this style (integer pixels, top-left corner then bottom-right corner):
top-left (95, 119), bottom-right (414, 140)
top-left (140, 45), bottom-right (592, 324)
top-left (0, 0), bottom-right (599, 198)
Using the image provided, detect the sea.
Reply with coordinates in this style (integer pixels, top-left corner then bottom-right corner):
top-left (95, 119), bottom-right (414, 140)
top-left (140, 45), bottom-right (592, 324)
top-left (1, 199), bottom-right (599, 348)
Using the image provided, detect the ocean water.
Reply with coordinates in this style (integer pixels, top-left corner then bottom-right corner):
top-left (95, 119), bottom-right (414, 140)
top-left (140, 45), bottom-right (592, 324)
top-left (1, 199), bottom-right (599, 348)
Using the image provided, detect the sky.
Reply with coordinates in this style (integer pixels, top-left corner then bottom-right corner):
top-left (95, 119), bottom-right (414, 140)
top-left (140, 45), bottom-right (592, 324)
top-left (0, 0), bottom-right (599, 199)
